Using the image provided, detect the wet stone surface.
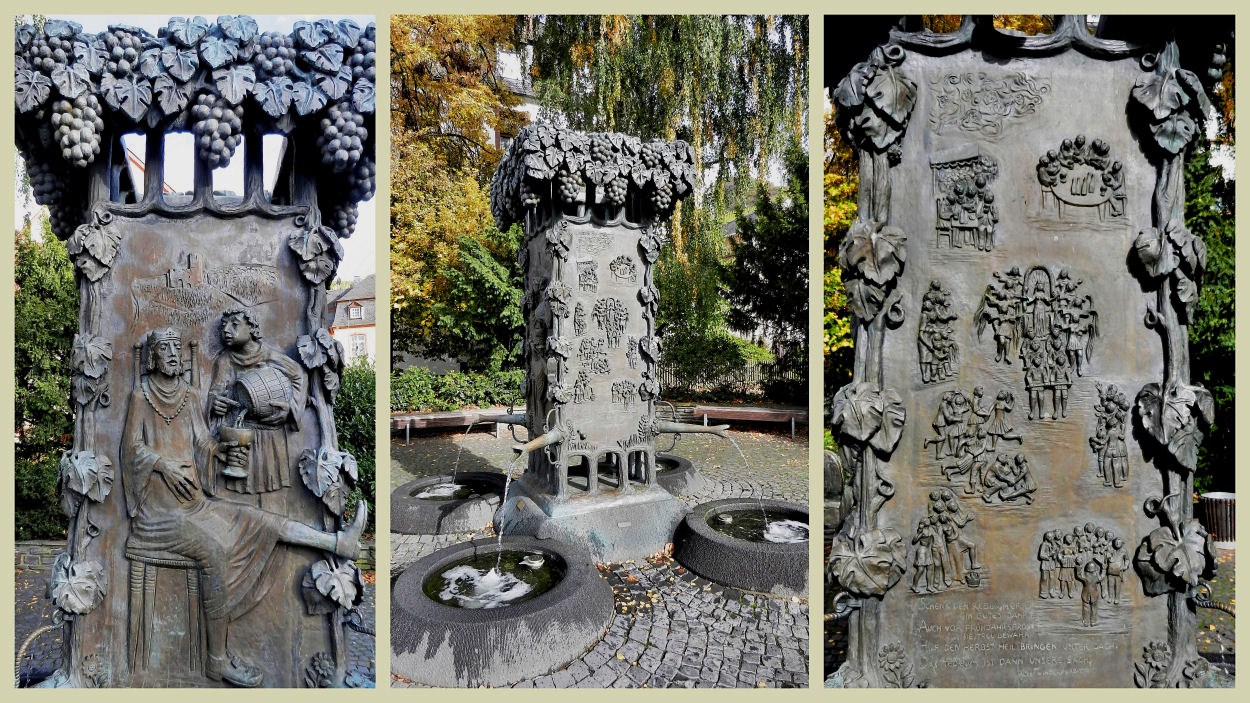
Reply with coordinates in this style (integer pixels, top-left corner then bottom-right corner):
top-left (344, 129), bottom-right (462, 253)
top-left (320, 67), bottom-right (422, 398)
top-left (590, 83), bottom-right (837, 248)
top-left (391, 426), bottom-right (810, 688)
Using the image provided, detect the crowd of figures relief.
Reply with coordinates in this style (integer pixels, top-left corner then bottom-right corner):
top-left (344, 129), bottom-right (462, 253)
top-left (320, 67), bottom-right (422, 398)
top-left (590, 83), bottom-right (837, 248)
top-left (1038, 523), bottom-right (1131, 627)
top-left (927, 387), bottom-right (1034, 506)
top-left (976, 266), bottom-right (1098, 419)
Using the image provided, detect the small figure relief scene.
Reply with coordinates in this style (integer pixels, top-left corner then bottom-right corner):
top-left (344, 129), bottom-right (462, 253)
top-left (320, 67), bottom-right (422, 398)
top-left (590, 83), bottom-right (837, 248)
top-left (910, 488), bottom-right (983, 594)
top-left (608, 254), bottom-right (638, 284)
top-left (132, 251), bottom-right (279, 328)
top-left (1089, 383), bottom-right (1131, 488)
top-left (610, 379), bottom-right (637, 411)
top-left (576, 260), bottom-right (599, 292)
top-left (625, 336), bottom-right (640, 369)
top-left (1036, 524), bottom-right (1131, 630)
top-left (931, 148), bottom-right (1000, 251)
top-left (928, 71), bottom-right (1051, 139)
top-left (573, 302), bottom-right (587, 336)
top-left (928, 387), bottom-right (1034, 506)
top-left (976, 266), bottom-right (1098, 420)
top-left (918, 280), bottom-right (958, 383)
top-left (571, 370), bottom-right (596, 404)
top-left (577, 337), bottom-right (610, 375)
top-left (592, 297), bottom-right (629, 348)
top-left (1036, 135), bottom-right (1126, 221)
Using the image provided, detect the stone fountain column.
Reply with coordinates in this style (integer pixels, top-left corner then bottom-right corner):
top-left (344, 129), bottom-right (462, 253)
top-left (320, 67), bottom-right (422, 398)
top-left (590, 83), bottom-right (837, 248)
top-left (489, 126), bottom-right (713, 563)
top-left (14, 17), bottom-right (376, 688)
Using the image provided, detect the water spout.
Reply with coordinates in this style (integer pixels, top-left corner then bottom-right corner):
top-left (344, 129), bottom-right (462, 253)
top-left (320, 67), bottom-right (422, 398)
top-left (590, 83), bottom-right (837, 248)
top-left (511, 427), bottom-right (565, 455)
top-left (654, 420), bottom-right (730, 438)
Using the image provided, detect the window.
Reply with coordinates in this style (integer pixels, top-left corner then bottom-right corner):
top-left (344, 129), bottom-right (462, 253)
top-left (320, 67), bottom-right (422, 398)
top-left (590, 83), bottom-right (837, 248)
top-left (350, 334), bottom-right (367, 360)
top-left (348, 304), bottom-right (363, 320)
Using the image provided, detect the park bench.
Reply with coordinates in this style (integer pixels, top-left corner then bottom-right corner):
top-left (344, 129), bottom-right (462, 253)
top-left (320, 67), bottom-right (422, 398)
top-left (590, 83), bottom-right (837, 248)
top-left (391, 407), bottom-right (515, 443)
top-left (691, 405), bottom-right (808, 440)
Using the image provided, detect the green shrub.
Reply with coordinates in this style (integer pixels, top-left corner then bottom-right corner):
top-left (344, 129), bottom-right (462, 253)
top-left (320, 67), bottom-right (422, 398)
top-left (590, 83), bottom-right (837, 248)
top-left (334, 361), bottom-right (376, 535)
top-left (390, 366), bottom-right (523, 412)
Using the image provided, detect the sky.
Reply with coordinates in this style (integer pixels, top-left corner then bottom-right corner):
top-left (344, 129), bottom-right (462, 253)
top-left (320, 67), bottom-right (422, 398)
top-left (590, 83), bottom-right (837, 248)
top-left (14, 14), bottom-right (376, 282)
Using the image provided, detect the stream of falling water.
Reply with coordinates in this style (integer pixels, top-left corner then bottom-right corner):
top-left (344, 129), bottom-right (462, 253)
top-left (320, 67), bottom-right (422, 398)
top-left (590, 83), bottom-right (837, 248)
top-left (450, 421), bottom-right (478, 484)
top-left (495, 452), bottom-right (524, 570)
top-left (724, 435), bottom-right (769, 523)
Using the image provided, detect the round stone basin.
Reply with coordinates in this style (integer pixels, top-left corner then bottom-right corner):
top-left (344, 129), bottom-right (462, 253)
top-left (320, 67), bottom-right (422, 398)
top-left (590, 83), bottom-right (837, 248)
top-left (391, 472), bottom-right (505, 535)
top-left (392, 536), bottom-right (614, 688)
top-left (421, 548), bottom-right (568, 610)
top-left (674, 498), bottom-right (809, 596)
top-left (708, 508), bottom-right (810, 544)
top-left (654, 453), bottom-right (707, 496)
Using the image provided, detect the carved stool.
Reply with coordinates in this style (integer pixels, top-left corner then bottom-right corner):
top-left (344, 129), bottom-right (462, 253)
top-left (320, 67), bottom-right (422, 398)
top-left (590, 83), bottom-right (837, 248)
top-left (126, 550), bottom-right (206, 677)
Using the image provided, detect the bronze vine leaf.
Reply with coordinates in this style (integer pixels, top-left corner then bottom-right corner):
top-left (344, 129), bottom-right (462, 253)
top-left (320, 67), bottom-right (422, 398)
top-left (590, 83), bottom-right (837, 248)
top-left (305, 42), bottom-right (344, 74)
top-left (840, 221), bottom-right (906, 286)
top-left (316, 65), bottom-right (351, 101)
top-left (254, 76), bottom-right (294, 117)
top-left (1135, 520), bottom-right (1214, 594)
top-left (831, 382), bottom-right (884, 443)
top-left (867, 388), bottom-right (906, 455)
top-left (15, 69), bottom-right (51, 114)
top-left (74, 40), bottom-right (109, 76)
top-left (200, 35), bottom-right (240, 70)
top-left (826, 528), bottom-right (907, 597)
top-left (212, 65), bottom-right (255, 106)
top-left (1149, 111), bottom-right (1198, 155)
top-left (351, 78), bottom-right (375, 115)
top-left (308, 558), bottom-right (363, 609)
top-left (71, 333), bottom-right (113, 379)
top-left (299, 447), bottom-right (348, 515)
top-left (167, 16), bottom-right (210, 48)
top-left (152, 74), bottom-right (190, 118)
top-left (335, 19), bottom-right (363, 47)
top-left (59, 450), bottom-right (114, 504)
top-left (1132, 227), bottom-right (1175, 279)
top-left (291, 80), bottom-right (328, 116)
top-left (51, 63), bottom-right (93, 100)
top-left (104, 76), bottom-right (152, 122)
top-left (49, 553), bottom-right (107, 615)
top-left (217, 15), bottom-right (259, 43)
top-left (865, 64), bottom-right (917, 128)
top-left (842, 278), bottom-right (887, 321)
top-left (297, 334), bottom-right (328, 370)
top-left (1132, 68), bottom-right (1190, 121)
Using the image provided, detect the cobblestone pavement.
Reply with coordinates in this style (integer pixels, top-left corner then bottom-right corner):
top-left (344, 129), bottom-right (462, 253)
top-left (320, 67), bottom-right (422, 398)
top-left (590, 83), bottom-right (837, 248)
top-left (391, 426), bottom-right (810, 688)
top-left (823, 546), bottom-right (1237, 684)
top-left (14, 561), bottom-right (376, 687)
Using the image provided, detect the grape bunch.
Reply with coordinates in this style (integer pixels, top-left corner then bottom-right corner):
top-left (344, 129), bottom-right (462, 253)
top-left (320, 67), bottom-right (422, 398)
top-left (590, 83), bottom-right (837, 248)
top-left (519, 180), bottom-right (541, 207)
top-left (589, 134), bottom-right (614, 162)
top-left (318, 102), bottom-right (368, 172)
top-left (556, 169), bottom-right (583, 203)
top-left (348, 32), bottom-right (376, 83)
top-left (51, 95), bottom-right (105, 168)
top-left (190, 93), bottom-right (245, 168)
top-left (346, 157), bottom-right (377, 202)
top-left (101, 27), bottom-right (145, 79)
top-left (25, 153), bottom-right (66, 209)
top-left (648, 180), bottom-right (673, 212)
top-left (604, 176), bottom-right (628, 206)
top-left (326, 201), bottom-right (359, 239)
top-left (26, 33), bottom-right (75, 74)
top-left (254, 31), bottom-right (296, 79)
top-left (640, 142), bottom-right (663, 169)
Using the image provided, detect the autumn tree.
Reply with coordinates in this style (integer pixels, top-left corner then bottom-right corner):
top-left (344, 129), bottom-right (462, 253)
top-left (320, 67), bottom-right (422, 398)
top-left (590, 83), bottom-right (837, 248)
top-left (517, 15), bottom-right (809, 349)
top-left (390, 15), bottom-right (530, 371)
